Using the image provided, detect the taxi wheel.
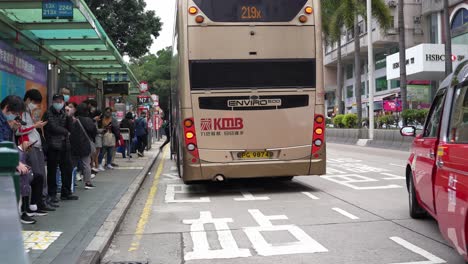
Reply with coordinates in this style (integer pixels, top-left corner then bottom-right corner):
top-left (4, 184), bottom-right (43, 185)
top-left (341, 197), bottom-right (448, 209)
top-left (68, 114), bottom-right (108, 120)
top-left (408, 173), bottom-right (426, 219)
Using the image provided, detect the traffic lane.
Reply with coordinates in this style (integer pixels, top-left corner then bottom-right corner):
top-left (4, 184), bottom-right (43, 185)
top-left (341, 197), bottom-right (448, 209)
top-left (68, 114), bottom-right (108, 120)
top-left (182, 221), bottom-right (464, 264)
top-left (139, 178), bottom-right (384, 235)
top-left (104, 149), bottom-right (465, 264)
top-left (298, 143), bottom-right (449, 245)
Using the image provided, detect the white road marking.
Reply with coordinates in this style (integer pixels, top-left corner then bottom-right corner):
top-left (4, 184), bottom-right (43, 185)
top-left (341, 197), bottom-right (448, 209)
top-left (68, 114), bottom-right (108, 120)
top-left (234, 191), bottom-right (270, 201)
top-left (326, 167), bottom-right (347, 175)
top-left (332, 208), bottom-right (359, 220)
top-left (244, 209), bottom-right (328, 256)
top-left (163, 173), bottom-right (179, 180)
top-left (23, 231), bottom-right (62, 251)
top-left (381, 173), bottom-right (406, 180)
top-left (389, 237), bottom-right (446, 264)
top-left (183, 211), bottom-right (251, 260)
top-left (302, 192), bottom-right (320, 200)
top-left (322, 174), bottom-right (402, 190)
top-left (390, 163), bottom-right (406, 168)
top-left (165, 184), bottom-right (210, 203)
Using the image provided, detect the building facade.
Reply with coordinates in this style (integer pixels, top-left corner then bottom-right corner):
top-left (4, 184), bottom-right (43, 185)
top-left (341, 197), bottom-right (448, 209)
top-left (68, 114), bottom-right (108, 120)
top-left (324, 0), bottom-right (427, 117)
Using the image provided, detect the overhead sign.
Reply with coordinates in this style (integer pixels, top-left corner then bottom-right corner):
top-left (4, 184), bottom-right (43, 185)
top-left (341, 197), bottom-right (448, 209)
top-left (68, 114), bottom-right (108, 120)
top-left (42, 0), bottom-right (74, 19)
top-left (103, 82), bottom-right (129, 95)
top-left (386, 44), bottom-right (468, 81)
top-left (139, 81), bottom-right (149, 93)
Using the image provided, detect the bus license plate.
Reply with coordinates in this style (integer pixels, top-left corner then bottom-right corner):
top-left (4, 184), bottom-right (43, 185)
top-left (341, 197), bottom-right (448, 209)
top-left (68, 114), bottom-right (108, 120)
top-left (237, 151), bottom-right (273, 159)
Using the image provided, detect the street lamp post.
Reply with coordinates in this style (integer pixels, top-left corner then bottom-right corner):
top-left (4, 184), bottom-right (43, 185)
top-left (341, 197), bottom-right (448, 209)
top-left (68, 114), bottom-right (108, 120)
top-left (367, 0), bottom-right (375, 140)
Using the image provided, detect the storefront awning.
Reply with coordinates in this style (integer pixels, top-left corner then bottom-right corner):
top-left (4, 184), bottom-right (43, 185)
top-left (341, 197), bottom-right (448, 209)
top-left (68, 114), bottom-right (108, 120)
top-left (0, 0), bottom-right (138, 87)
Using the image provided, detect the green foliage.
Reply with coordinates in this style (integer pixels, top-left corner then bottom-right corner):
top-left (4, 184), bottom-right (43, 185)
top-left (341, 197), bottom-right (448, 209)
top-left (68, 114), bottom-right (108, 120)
top-left (333, 114), bottom-right (345, 128)
top-left (130, 47), bottom-right (172, 113)
top-left (342, 114), bottom-right (358, 128)
top-left (85, 0), bottom-right (162, 58)
top-left (377, 115), bottom-right (396, 128)
top-left (402, 109), bottom-right (429, 124)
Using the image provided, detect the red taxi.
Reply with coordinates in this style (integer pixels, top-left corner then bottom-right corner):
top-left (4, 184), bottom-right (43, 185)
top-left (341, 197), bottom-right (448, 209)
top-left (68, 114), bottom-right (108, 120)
top-left (401, 60), bottom-right (468, 261)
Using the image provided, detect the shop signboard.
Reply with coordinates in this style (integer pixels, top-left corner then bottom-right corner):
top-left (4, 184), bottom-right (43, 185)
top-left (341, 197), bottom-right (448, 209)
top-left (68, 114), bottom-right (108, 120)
top-left (387, 44), bottom-right (468, 80)
top-left (383, 99), bottom-right (402, 112)
top-left (42, 0), bottom-right (74, 19)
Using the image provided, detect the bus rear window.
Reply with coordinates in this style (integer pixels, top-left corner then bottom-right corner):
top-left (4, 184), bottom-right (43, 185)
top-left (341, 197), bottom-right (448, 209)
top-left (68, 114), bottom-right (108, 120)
top-left (192, 0), bottom-right (308, 22)
top-left (190, 60), bottom-right (316, 90)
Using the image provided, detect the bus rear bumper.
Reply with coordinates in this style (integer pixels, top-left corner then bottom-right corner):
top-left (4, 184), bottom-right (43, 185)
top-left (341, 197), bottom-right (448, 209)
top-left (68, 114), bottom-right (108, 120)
top-left (184, 159), bottom-right (324, 181)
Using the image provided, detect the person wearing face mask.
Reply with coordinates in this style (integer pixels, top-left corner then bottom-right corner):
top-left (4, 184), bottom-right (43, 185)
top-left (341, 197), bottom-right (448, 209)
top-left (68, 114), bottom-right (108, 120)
top-left (61, 88), bottom-right (71, 104)
top-left (65, 102), bottom-right (77, 118)
top-left (0, 95), bottom-right (24, 142)
top-left (16, 89), bottom-right (55, 213)
top-left (42, 94), bottom-right (78, 202)
top-left (97, 107), bottom-right (120, 170)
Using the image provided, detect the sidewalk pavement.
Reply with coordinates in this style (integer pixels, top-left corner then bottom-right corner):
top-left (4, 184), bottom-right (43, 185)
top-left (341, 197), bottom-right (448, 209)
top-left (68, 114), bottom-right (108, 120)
top-left (22, 142), bottom-right (163, 264)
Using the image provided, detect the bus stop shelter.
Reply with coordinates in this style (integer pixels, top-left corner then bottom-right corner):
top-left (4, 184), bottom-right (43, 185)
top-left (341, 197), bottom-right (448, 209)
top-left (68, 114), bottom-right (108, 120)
top-left (0, 0), bottom-right (139, 103)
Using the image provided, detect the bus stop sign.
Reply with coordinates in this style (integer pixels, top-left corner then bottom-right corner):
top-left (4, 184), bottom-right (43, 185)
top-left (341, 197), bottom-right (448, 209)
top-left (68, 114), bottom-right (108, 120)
top-left (42, 0), bottom-right (74, 19)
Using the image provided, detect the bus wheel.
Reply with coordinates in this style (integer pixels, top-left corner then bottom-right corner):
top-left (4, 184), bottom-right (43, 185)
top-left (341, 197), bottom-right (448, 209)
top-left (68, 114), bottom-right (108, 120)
top-left (278, 176), bottom-right (294, 181)
top-left (408, 171), bottom-right (426, 219)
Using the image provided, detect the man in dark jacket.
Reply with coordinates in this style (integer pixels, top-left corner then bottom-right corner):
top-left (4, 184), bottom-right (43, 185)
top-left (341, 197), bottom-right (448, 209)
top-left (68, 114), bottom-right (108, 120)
top-left (70, 103), bottom-right (97, 189)
top-left (120, 112), bottom-right (135, 158)
top-left (42, 94), bottom-right (78, 201)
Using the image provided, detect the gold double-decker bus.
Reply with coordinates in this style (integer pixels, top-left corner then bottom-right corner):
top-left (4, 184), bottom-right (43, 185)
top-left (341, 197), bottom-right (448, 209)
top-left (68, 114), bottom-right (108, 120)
top-left (171, 0), bottom-right (326, 183)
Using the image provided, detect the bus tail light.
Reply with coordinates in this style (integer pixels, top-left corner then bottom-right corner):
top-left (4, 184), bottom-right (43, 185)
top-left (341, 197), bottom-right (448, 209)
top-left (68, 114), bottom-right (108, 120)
top-left (189, 7), bottom-right (198, 15)
top-left (195, 15), bottom-right (205, 23)
top-left (183, 118), bottom-right (199, 159)
top-left (299, 15), bottom-right (308, 23)
top-left (305, 6), bottom-right (313, 14)
top-left (312, 114), bottom-right (325, 155)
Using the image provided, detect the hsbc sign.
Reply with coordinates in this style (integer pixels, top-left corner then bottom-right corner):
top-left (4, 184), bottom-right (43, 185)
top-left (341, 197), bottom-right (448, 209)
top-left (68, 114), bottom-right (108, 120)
top-left (387, 43), bottom-right (468, 81)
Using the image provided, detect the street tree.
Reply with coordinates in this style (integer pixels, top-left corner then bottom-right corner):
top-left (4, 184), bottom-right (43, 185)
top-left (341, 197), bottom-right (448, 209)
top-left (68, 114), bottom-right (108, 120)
top-left (85, 0), bottom-right (162, 58)
top-left (331, 0), bottom-right (391, 127)
top-left (322, 0), bottom-right (345, 115)
top-left (130, 47), bottom-right (172, 114)
top-left (398, 0), bottom-right (409, 124)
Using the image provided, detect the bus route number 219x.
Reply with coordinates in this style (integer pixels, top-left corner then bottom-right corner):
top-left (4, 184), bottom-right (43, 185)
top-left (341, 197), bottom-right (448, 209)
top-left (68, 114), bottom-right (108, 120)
top-left (241, 6), bottom-right (263, 20)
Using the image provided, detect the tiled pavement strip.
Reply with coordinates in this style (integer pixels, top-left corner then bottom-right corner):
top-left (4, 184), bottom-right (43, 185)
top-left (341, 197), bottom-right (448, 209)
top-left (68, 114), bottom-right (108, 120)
top-left (22, 142), bottom-right (162, 264)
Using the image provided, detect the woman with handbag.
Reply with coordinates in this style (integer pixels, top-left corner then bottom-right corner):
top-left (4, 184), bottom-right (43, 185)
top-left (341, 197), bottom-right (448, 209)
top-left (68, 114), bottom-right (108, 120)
top-left (70, 104), bottom-right (97, 189)
top-left (98, 107), bottom-right (120, 170)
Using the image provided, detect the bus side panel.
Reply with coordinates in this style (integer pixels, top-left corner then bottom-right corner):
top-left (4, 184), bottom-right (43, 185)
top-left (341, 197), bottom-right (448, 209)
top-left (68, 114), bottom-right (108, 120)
top-left (309, 0), bottom-right (326, 176)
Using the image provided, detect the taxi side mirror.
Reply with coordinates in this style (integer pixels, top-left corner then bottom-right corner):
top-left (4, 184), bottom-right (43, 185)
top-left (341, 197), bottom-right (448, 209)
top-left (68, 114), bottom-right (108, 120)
top-left (400, 126), bottom-right (417, 137)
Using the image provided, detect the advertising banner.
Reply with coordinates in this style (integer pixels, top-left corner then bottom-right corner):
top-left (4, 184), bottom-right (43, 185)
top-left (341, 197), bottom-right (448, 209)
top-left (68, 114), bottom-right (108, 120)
top-left (383, 99), bottom-right (402, 112)
top-left (0, 40), bottom-right (47, 115)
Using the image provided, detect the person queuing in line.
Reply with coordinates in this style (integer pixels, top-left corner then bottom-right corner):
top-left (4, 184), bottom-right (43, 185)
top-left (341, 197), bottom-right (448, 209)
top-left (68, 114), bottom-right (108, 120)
top-left (0, 96), bottom-right (37, 224)
top-left (119, 112), bottom-right (135, 159)
top-left (84, 99), bottom-right (102, 173)
top-left (135, 112), bottom-right (148, 157)
top-left (63, 102), bottom-right (79, 189)
top-left (61, 88), bottom-right (71, 104)
top-left (70, 103), bottom-right (97, 189)
top-left (42, 94), bottom-right (78, 202)
top-left (17, 89), bottom-right (56, 213)
top-left (98, 107), bottom-right (120, 170)
top-left (159, 118), bottom-right (171, 151)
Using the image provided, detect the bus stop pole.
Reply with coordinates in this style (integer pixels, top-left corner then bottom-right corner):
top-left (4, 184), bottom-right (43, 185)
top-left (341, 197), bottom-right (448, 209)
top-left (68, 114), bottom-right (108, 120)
top-left (367, 0), bottom-right (375, 140)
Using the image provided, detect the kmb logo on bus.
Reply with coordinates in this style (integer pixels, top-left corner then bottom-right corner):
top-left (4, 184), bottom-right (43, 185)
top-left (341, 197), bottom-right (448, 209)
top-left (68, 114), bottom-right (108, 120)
top-left (201, 118), bottom-right (244, 131)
